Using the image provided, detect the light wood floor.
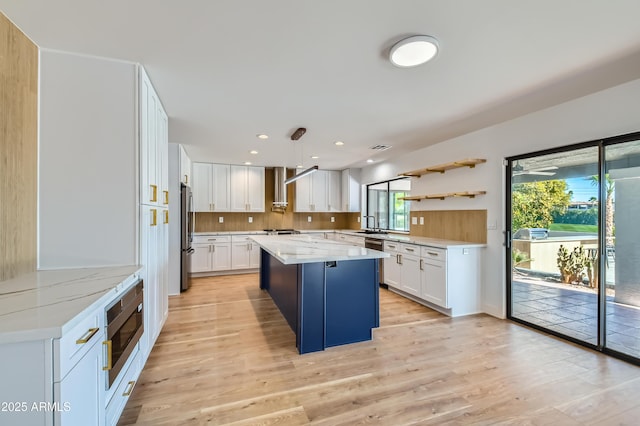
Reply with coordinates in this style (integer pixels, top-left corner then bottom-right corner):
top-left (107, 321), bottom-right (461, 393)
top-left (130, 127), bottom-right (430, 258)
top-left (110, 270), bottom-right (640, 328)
top-left (119, 274), bottom-right (640, 425)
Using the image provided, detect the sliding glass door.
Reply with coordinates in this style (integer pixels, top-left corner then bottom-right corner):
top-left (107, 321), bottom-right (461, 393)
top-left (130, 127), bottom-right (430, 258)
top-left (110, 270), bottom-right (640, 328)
top-left (507, 132), bottom-right (640, 364)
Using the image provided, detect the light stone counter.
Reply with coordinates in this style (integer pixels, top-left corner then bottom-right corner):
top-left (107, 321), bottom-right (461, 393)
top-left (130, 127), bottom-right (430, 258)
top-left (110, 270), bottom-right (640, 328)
top-left (337, 230), bottom-right (487, 249)
top-left (250, 235), bottom-right (389, 265)
top-left (0, 265), bottom-right (142, 344)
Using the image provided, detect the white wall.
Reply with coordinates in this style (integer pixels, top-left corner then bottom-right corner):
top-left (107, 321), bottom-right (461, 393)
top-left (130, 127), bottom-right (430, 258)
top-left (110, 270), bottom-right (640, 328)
top-left (361, 78), bottom-right (640, 318)
top-left (38, 50), bottom-right (138, 269)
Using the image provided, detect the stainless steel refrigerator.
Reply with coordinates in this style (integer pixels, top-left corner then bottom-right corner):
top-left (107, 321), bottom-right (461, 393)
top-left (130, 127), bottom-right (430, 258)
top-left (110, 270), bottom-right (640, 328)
top-left (180, 183), bottom-right (194, 291)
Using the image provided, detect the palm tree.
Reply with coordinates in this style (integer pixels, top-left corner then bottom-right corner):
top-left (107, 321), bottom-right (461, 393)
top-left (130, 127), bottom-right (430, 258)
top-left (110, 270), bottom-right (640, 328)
top-left (590, 174), bottom-right (615, 247)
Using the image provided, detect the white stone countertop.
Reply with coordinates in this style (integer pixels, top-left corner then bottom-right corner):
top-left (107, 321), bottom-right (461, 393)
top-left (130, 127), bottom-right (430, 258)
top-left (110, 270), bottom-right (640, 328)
top-left (337, 230), bottom-right (487, 249)
top-left (194, 231), bottom-right (268, 236)
top-left (250, 235), bottom-right (390, 265)
top-left (0, 265), bottom-right (142, 344)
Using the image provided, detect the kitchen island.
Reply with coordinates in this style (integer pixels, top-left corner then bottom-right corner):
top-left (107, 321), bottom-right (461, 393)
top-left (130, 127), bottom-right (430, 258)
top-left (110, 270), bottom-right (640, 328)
top-left (250, 235), bottom-right (389, 354)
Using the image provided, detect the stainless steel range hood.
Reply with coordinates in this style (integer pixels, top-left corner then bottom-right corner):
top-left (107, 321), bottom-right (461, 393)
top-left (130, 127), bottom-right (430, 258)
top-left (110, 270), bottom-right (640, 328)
top-left (272, 166), bottom-right (288, 210)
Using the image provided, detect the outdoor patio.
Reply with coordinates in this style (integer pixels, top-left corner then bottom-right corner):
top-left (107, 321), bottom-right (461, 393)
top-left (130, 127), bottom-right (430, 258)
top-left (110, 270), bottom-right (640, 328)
top-left (512, 280), bottom-right (640, 357)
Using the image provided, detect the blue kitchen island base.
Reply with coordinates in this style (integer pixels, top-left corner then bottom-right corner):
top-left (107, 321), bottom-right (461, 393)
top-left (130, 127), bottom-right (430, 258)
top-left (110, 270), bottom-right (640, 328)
top-left (260, 249), bottom-right (380, 354)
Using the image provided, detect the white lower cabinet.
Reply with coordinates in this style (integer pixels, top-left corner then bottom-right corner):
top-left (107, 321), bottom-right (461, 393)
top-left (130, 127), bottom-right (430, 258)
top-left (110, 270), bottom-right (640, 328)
top-left (383, 241), bottom-right (402, 289)
top-left (231, 235), bottom-right (260, 270)
top-left (382, 241), bottom-right (482, 317)
top-left (191, 236), bottom-right (232, 272)
top-left (105, 348), bottom-right (141, 426)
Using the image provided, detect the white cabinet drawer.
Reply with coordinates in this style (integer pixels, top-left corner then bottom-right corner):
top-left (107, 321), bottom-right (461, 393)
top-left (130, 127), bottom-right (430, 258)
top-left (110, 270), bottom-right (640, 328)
top-left (384, 241), bottom-right (400, 252)
top-left (193, 235), bottom-right (231, 244)
top-left (400, 243), bottom-right (420, 255)
top-left (105, 347), bottom-right (142, 426)
top-left (421, 246), bottom-right (446, 261)
top-left (54, 308), bottom-right (103, 382)
top-left (230, 234), bottom-right (253, 243)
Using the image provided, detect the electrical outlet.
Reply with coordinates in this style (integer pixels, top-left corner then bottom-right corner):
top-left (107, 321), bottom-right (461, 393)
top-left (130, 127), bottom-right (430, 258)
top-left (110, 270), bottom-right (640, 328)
top-left (411, 217), bottom-right (417, 225)
top-left (357, 216), bottom-right (361, 222)
top-left (307, 216), bottom-right (312, 222)
top-left (487, 220), bottom-right (497, 230)
top-left (248, 216), bottom-right (253, 223)
top-left (218, 216), bottom-right (224, 223)
top-left (463, 248), bottom-right (470, 255)
top-left (419, 217), bottom-right (424, 225)
top-left (331, 217), bottom-right (335, 222)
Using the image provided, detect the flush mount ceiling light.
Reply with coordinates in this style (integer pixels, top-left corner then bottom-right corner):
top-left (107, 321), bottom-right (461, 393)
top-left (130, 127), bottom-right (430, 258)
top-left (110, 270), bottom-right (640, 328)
top-left (311, 155), bottom-right (319, 159)
top-left (249, 150), bottom-right (258, 155)
top-left (389, 35), bottom-right (439, 68)
top-left (257, 134), bottom-right (269, 140)
top-left (335, 141), bottom-right (344, 146)
top-left (244, 161), bottom-right (252, 165)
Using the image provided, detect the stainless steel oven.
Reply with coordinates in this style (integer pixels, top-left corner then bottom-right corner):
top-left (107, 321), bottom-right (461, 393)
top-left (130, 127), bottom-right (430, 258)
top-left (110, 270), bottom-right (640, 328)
top-left (104, 280), bottom-right (143, 388)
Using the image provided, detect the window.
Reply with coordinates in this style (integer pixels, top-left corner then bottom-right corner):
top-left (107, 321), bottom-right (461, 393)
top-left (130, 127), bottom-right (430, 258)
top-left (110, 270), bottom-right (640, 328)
top-left (366, 177), bottom-right (411, 231)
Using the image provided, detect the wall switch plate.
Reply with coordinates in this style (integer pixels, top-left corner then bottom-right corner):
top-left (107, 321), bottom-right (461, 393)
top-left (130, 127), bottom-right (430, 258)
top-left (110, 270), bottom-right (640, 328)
top-left (357, 216), bottom-right (361, 222)
top-left (419, 217), bottom-right (424, 225)
top-left (248, 216), bottom-right (253, 223)
top-left (331, 217), bottom-right (335, 222)
top-left (411, 217), bottom-right (417, 225)
top-left (463, 248), bottom-right (470, 255)
top-left (307, 216), bottom-right (312, 222)
top-left (218, 216), bottom-right (224, 223)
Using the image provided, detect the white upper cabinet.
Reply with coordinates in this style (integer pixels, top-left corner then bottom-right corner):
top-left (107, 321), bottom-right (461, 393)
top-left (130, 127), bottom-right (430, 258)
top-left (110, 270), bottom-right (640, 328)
top-left (230, 165), bottom-right (265, 212)
top-left (295, 170), bottom-right (341, 212)
top-left (342, 168), bottom-right (361, 212)
top-left (192, 163), bottom-right (231, 212)
top-left (179, 145), bottom-right (192, 186)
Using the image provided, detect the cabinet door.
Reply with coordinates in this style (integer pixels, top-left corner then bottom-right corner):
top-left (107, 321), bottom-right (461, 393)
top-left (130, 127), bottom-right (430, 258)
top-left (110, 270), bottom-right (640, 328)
top-left (249, 243), bottom-right (261, 268)
top-left (140, 206), bottom-right (159, 357)
top-left (383, 244), bottom-right (401, 289)
top-left (157, 106), bottom-right (169, 207)
top-left (421, 259), bottom-right (448, 308)
top-left (230, 165), bottom-right (248, 211)
top-left (231, 242), bottom-right (251, 269)
top-left (400, 253), bottom-right (421, 297)
top-left (191, 243), bottom-right (213, 272)
top-left (342, 168), bottom-right (361, 212)
top-left (158, 208), bottom-right (169, 331)
top-left (246, 166), bottom-right (265, 212)
top-left (192, 163), bottom-right (213, 212)
top-left (211, 164), bottom-right (231, 211)
top-left (179, 145), bottom-right (191, 185)
top-left (212, 243), bottom-right (232, 271)
top-left (310, 170), bottom-right (328, 212)
top-left (294, 174), bottom-right (312, 212)
top-left (327, 170), bottom-right (342, 212)
top-left (140, 72), bottom-right (158, 206)
top-left (55, 336), bottom-right (104, 426)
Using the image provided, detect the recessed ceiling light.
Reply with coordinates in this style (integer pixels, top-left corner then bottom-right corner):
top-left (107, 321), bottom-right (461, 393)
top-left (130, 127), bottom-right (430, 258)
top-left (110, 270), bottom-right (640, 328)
top-left (366, 159), bottom-right (374, 163)
top-left (257, 134), bottom-right (269, 140)
top-left (244, 161), bottom-right (252, 165)
top-left (389, 35), bottom-right (439, 68)
top-left (335, 141), bottom-right (344, 146)
top-left (297, 165), bottom-right (304, 169)
top-left (249, 150), bottom-right (258, 155)
top-left (311, 155), bottom-right (319, 159)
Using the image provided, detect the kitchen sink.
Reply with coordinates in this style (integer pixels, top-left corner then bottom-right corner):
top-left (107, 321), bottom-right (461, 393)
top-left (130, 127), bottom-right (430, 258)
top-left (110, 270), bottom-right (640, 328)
top-left (355, 230), bottom-right (389, 235)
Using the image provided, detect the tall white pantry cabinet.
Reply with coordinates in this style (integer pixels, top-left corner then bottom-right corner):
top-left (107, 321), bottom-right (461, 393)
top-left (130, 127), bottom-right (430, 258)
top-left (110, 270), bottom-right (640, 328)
top-left (38, 50), bottom-right (169, 422)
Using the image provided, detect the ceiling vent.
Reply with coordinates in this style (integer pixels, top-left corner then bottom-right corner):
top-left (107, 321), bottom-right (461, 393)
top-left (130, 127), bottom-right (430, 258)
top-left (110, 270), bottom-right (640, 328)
top-left (369, 144), bottom-right (392, 151)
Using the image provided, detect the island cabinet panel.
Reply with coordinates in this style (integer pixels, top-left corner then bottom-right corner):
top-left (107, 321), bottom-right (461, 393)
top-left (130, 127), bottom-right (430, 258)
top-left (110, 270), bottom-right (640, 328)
top-left (325, 259), bottom-right (379, 348)
top-left (298, 263), bottom-right (326, 354)
top-left (263, 253), bottom-right (299, 333)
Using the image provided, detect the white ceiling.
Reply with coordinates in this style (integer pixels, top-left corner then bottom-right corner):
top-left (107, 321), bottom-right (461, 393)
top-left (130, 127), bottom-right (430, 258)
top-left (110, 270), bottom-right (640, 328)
top-left (3, 1), bottom-right (640, 170)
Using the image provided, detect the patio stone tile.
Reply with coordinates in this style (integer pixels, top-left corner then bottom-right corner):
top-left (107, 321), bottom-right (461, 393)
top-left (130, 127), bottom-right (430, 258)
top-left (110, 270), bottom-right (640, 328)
top-left (528, 311), bottom-right (576, 324)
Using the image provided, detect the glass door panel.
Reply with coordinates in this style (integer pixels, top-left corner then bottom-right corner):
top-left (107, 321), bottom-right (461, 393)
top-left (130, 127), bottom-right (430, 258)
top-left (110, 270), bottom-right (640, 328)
top-left (604, 139), bottom-right (640, 358)
top-left (509, 146), bottom-right (600, 345)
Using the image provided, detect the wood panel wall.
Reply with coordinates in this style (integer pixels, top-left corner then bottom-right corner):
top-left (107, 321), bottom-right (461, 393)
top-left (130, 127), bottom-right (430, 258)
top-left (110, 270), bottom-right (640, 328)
top-left (0, 13), bottom-right (38, 281)
top-left (409, 210), bottom-right (487, 243)
top-left (194, 168), bottom-right (361, 232)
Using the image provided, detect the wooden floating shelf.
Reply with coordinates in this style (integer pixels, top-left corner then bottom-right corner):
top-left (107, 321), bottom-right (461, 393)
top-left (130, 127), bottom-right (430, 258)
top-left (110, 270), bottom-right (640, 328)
top-left (400, 191), bottom-right (487, 201)
top-left (399, 158), bottom-right (486, 178)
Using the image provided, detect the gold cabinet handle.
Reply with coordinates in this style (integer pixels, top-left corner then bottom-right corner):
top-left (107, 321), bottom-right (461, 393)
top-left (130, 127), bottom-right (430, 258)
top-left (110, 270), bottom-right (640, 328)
top-left (76, 327), bottom-right (99, 344)
top-left (151, 209), bottom-right (157, 226)
top-left (164, 210), bottom-right (169, 224)
top-left (150, 184), bottom-right (158, 202)
top-left (103, 340), bottom-right (113, 371)
top-left (163, 190), bottom-right (169, 205)
top-left (123, 381), bottom-right (136, 396)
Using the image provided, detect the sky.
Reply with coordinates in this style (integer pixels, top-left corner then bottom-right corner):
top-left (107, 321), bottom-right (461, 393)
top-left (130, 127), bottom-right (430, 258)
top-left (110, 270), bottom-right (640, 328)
top-left (566, 177), bottom-right (598, 201)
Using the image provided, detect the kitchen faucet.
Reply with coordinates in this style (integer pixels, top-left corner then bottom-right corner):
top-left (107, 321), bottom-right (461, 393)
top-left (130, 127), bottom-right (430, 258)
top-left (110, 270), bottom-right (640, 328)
top-left (364, 215), bottom-right (377, 231)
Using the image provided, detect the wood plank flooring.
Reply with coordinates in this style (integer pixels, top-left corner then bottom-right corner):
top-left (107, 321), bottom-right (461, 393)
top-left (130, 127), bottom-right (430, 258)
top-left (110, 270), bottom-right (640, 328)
top-left (119, 274), bottom-right (640, 425)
